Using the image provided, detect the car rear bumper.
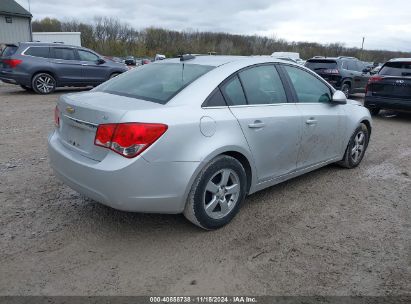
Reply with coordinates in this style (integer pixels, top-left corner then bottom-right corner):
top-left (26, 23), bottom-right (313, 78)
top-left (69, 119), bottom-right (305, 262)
top-left (48, 130), bottom-right (199, 213)
top-left (0, 70), bottom-right (31, 87)
top-left (364, 95), bottom-right (411, 111)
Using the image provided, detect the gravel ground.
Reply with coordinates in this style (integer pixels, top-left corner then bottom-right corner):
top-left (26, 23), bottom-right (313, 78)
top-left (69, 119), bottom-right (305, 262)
top-left (0, 83), bottom-right (410, 296)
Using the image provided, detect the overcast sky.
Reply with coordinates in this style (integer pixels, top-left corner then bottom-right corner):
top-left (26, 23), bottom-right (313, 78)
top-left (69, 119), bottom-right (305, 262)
top-left (16, 0), bottom-right (411, 52)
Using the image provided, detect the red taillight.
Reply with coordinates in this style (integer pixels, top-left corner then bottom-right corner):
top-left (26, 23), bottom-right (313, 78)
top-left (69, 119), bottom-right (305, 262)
top-left (324, 69), bottom-right (339, 75)
top-left (94, 123), bottom-right (168, 158)
top-left (54, 106), bottom-right (60, 127)
top-left (3, 59), bottom-right (22, 68)
top-left (365, 75), bottom-right (383, 94)
top-left (95, 124), bottom-right (116, 148)
top-left (368, 75), bottom-right (383, 84)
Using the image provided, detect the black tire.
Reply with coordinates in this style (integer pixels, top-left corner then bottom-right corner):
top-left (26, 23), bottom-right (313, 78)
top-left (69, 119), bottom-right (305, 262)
top-left (109, 73), bottom-right (120, 79)
top-left (338, 123), bottom-right (369, 169)
top-left (367, 107), bottom-right (380, 116)
top-left (32, 73), bottom-right (56, 94)
top-left (341, 83), bottom-right (351, 98)
top-left (184, 155), bottom-right (247, 230)
top-left (20, 85), bottom-right (33, 92)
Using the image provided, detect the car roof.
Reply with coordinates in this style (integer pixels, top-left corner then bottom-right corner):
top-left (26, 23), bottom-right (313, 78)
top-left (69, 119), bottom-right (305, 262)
top-left (156, 55), bottom-right (297, 67)
top-left (19, 42), bottom-right (82, 49)
top-left (388, 58), bottom-right (411, 62)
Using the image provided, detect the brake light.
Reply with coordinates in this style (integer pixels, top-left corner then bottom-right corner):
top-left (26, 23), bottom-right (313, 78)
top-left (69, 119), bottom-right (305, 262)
top-left (54, 106), bottom-right (60, 128)
top-left (368, 75), bottom-right (383, 84)
top-left (3, 59), bottom-right (22, 68)
top-left (365, 76), bottom-right (383, 94)
top-left (324, 69), bottom-right (339, 75)
top-left (94, 123), bottom-right (168, 158)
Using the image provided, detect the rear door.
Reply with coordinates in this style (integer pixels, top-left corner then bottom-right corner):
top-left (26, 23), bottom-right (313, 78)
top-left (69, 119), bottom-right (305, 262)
top-left (77, 49), bottom-right (109, 84)
top-left (281, 65), bottom-right (345, 169)
top-left (49, 47), bottom-right (83, 84)
top-left (224, 64), bottom-right (302, 183)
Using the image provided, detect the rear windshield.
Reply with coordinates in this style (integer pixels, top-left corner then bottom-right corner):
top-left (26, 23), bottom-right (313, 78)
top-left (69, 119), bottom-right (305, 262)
top-left (305, 60), bottom-right (338, 71)
top-left (379, 62), bottom-right (411, 77)
top-left (1, 45), bottom-right (18, 57)
top-left (98, 62), bottom-right (214, 104)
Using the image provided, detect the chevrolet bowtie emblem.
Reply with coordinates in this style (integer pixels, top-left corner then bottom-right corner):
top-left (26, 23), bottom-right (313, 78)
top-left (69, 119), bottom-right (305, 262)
top-left (66, 106), bottom-right (75, 114)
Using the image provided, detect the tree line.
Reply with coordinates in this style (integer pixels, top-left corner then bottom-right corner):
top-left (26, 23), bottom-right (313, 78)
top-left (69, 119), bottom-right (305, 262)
top-left (32, 17), bottom-right (411, 63)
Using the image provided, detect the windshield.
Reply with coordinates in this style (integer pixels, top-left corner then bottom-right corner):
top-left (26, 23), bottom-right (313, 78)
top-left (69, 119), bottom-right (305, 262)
top-left (305, 60), bottom-right (338, 71)
top-left (98, 62), bottom-right (214, 104)
top-left (380, 61), bottom-right (411, 77)
top-left (1, 45), bottom-right (18, 57)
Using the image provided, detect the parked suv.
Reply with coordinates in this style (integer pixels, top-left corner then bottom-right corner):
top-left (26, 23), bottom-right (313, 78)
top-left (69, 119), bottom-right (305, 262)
top-left (365, 58), bottom-right (411, 115)
top-left (305, 57), bottom-right (371, 97)
top-left (0, 42), bottom-right (128, 94)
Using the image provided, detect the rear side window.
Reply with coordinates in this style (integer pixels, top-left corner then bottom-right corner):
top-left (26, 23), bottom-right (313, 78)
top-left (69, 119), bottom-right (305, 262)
top-left (98, 63), bottom-right (214, 104)
top-left (380, 62), bottom-right (411, 76)
top-left (51, 48), bottom-right (76, 60)
top-left (305, 60), bottom-right (338, 72)
top-left (1, 45), bottom-right (18, 57)
top-left (203, 88), bottom-right (227, 107)
top-left (220, 76), bottom-right (247, 106)
top-left (283, 65), bottom-right (332, 103)
top-left (239, 65), bottom-right (287, 104)
top-left (24, 47), bottom-right (50, 58)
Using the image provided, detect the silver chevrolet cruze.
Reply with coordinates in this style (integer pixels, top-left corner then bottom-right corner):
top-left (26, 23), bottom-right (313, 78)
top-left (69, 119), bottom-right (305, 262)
top-left (48, 55), bottom-right (372, 230)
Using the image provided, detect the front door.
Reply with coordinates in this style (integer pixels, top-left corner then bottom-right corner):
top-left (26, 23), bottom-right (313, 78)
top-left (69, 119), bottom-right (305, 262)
top-left (222, 65), bottom-right (302, 183)
top-left (281, 65), bottom-right (346, 169)
top-left (77, 49), bottom-right (109, 84)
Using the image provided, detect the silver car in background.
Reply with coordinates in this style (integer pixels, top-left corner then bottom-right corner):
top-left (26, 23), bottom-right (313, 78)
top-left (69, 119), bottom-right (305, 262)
top-left (48, 55), bottom-right (372, 230)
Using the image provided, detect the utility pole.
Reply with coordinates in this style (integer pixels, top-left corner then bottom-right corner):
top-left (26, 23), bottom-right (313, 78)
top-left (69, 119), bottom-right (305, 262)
top-left (361, 37), bottom-right (365, 60)
top-left (28, 0), bottom-right (31, 12)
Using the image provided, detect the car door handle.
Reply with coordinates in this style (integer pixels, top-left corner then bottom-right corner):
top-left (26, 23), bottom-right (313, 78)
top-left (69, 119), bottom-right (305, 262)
top-left (81, 63), bottom-right (90, 66)
top-left (248, 121), bottom-right (265, 129)
top-left (305, 119), bottom-right (318, 125)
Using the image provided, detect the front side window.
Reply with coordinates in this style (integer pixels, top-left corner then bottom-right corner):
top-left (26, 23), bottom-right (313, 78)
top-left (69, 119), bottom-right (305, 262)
top-left (283, 65), bottom-right (332, 103)
top-left (78, 50), bottom-right (99, 62)
top-left (25, 47), bottom-right (50, 58)
top-left (220, 76), bottom-right (247, 106)
top-left (98, 63), bottom-right (214, 104)
top-left (239, 65), bottom-right (286, 105)
top-left (51, 48), bottom-right (76, 60)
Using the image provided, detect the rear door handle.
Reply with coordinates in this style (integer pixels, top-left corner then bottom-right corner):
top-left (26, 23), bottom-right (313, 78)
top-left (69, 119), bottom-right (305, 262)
top-left (305, 119), bottom-right (318, 125)
top-left (248, 121), bottom-right (265, 129)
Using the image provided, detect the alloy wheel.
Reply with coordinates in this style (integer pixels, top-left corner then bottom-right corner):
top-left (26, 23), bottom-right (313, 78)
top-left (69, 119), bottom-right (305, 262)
top-left (35, 75), bottom-right (55, 94)
top-left (351, 131), bottom-right (365, 163)
top-left (203, 169), bottom-right (240, 220)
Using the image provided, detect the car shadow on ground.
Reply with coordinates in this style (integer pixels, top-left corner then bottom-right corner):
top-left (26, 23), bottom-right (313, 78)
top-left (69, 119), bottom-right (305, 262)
top-left (375, 110), bottom-right (411, 122)
top-left (4, 86), bottom-right (92, 95)
top-left (67, 165), bottom-right (339, 234)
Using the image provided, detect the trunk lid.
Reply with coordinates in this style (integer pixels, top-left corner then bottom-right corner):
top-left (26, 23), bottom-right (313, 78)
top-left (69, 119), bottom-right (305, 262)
top-left (57, 91), bottom-right (162, 161)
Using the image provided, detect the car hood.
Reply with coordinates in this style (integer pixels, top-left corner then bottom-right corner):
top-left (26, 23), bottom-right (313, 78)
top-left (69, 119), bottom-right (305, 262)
top-left (347, 99), bottom-right (362, 106)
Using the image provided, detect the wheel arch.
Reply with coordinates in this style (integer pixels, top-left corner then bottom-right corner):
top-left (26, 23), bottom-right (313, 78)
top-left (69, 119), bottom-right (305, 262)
top-left (181, 146), bottom-right (257, 212)
top-left (31, 70), bottom-right (58, 85)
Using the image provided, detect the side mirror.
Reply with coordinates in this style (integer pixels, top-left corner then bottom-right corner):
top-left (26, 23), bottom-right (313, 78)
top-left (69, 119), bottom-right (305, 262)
top-left (331, 90), bottom-right (347, 104)
top-left (96, 58), bottom-right (105, 65)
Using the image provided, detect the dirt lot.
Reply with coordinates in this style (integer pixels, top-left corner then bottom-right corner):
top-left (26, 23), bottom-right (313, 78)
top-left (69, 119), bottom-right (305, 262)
top-left (0, 82), bottom-right (410, 296)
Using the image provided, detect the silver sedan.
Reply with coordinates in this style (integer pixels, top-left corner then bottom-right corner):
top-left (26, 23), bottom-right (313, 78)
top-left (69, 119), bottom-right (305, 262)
top-left (48, 55), bottom-right (372, 230)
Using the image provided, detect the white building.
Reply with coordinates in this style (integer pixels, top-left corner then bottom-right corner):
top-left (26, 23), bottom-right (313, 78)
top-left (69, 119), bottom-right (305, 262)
top-left (0, 0), bottom-right (32, 45)
top-left (32, 32), bottom-right (82, 46)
